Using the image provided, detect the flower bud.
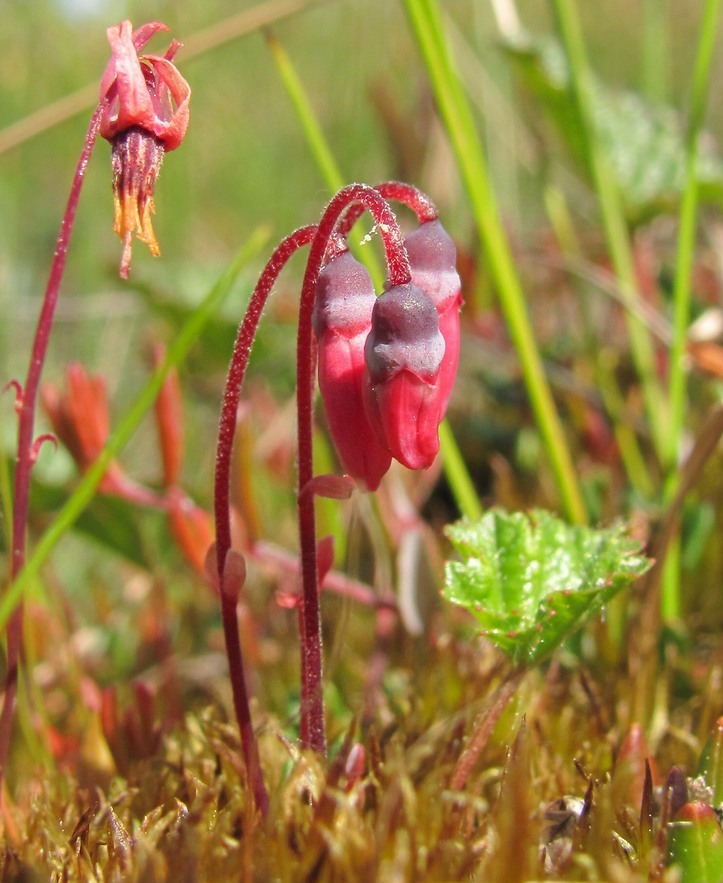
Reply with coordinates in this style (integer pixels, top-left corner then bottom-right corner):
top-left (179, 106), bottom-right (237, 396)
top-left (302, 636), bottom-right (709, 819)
top-left (402, 219), bottom-right (462, 416)
top-left (363, 282), bottom-right (446, 470)
top-left (313, 251), bottom-right (391, 490)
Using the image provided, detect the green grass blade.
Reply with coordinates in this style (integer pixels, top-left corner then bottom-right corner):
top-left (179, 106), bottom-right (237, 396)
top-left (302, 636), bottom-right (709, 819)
top-left (550, 0), bottom-right (666, 461)
top-left (544, 185), bottom-right (655, 501)
top-left (666, 0), bottom-right (721, 474)
top-left (404, 0), bottom-right (587, 525)
top-left (641, 0), bottom-right (670, 104)
top-left (438, 420), bottom-right (483, 521)
top-left (266, 32), bottom-right (345, 194)
top-left (661, 0), bottom-right (721, 622)
top-left (0, 228), bottom-right (270, 633)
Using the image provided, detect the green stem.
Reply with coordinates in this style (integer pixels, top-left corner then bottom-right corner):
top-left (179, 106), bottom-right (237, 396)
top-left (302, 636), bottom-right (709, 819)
top-left (404, 0), bottom-right (587, 524)
top-left (266, 32), bottom-right (344, 194)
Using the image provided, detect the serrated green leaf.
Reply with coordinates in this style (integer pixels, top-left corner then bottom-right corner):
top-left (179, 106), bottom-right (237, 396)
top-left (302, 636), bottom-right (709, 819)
top-left (444, 509), bottom-right (650, 665)
top-left (503, 34), bottom-right (723, 220)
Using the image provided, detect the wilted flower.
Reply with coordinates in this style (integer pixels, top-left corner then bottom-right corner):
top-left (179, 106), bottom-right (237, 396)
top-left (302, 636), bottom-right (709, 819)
top-left (99, 21), bottom-right (191, 278)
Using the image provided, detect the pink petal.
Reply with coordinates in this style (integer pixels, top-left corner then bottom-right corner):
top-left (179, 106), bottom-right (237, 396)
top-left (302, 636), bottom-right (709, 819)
top-left (131, 21), bottom-right (169, 51)
top-left (365, 370), bottom-right (443, 470)
top-left (101, 21), bottom-right (155, 134)
top-left (144, 55), bottom-right (191, 148)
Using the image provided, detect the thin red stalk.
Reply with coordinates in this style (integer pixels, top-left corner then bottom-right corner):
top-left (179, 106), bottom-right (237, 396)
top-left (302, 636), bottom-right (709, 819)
top-left (450, 668), bottom-right (524, 793)
top-left (376, 180), bottom-right (438, 222)
top-left (295, 183), bottom-right (411, 754)
top-left (213, 224), bottom-right (316, 812)
top-left (252, 541), bottom-right (398, 610)
top-left (336, 180), bottom-right (438, 240)
top-left (0, 105), bottom-right (103, 786)
top-left (214, 225), bottom-right (317, 574)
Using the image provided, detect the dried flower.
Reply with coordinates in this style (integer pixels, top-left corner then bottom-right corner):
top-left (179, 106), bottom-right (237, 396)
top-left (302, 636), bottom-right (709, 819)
top-left (99, 21), bottom-right (190, 278)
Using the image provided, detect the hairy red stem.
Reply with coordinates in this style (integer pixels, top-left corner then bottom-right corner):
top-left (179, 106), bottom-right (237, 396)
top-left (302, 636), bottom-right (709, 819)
top-left (213, 224), bottom-right (316, 813)
top-left (336, 180), bottom-right (438, 240)
top-left (0, 106), bottom-right (104, 786)
top-left (295, 184), bottom-right (411, 753)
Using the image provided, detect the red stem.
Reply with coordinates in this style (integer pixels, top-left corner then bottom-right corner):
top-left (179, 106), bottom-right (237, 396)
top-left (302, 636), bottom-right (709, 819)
top-left (0, 106), bottom-right (104, 786)
top-left (336, 180), bottom-right (438, 240)
top-left (295, 184), bottom-right (411, 754)
top-left (213, 224), bottom-right (316, 812)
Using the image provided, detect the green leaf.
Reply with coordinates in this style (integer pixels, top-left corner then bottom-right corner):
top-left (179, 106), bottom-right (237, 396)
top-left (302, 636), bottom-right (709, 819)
top-left (29, 477), bottom-right (151, 568)
top-left (444, 509), bottom-right (651, 665)
top-left (503, 34), bottom-right (723, 220)
top-left (667, 804), bottom-right (723, 882)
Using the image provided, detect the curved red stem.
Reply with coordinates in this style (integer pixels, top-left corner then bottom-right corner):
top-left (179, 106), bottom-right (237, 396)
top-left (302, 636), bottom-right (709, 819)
top-left (213, 224), bottom-right (316, 813)
top-left (295, 183), bottom-right (411, 754)
top-left (336, 180), bottom-right (438, 241)
top-left (0, 105), bottom-right (104, 787)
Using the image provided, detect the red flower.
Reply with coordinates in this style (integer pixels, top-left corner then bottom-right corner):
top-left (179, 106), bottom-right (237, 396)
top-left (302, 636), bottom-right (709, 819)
top-left (313, 251), bottom-right (391, 490)
top-left (363, 283), bottom-right (447, 470)
top-left (99, 21), bottom-right (191, 278)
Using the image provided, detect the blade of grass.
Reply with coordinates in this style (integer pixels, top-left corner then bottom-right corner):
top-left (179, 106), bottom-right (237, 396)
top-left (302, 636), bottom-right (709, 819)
top-left (550, 0), bottom-right (667, 462)
top-left (666, 0), bottom-right (721, 475)
top-left (544, 185), bottom-right (655, 501)
top-left (266, 32), bottom-right (344, 194)
top-left (661, 0), bottom-right (721, 622)
top-left (641, 0), bottom-right (670, 104)
top-left (403, 0), bottom-right (587, 525)
top-left (0, 228), bottom-right (269, 633)
top-left (438, 420), bottom-right (483, 521)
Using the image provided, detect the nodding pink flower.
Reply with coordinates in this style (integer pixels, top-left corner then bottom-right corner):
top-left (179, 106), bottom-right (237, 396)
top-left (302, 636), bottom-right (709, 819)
top-left (313, 250), bottom-right (392, 490)
top-left (99, 21), bottom-right (191, 278)
top-left (363, 282), bottom-right (447, 470)
top-left (402, 219), bottom-right (462, 416)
